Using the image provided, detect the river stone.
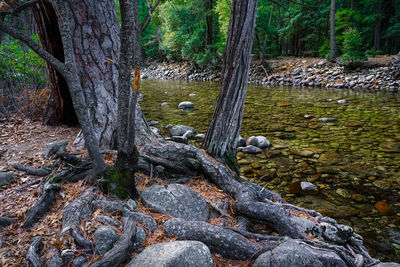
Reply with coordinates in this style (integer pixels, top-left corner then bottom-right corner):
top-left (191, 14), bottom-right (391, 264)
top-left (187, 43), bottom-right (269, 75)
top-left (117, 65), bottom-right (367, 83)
top-left (94, 225), bottom-right (120, 255)
top-left (242, 145), bottom-right (262, 154)
top-left (178, 101), bottom-right (194, 109)
top-left (0, 172), bottom-right (14, 186)
top-left (182, 130), bottom-right (194, 139)
top-left (319, 152), bottom-right (345, 165)
top-left (319, 118), bottom-right (337, 122)
top-left (195, 134), bottom-right (205, 139)
top-left (237, 136), bottom-right (246, 147)
top-left (170, 125), bottom-right (195, 137)
top-left (253, 239), bottom-right (346, 267)
top-left (126, 241), bottom-right (213, 267)
top-left (246, 136), bottom-right (271, 148)
top-left (336, 188), bottom-right (351, 199)
top-left (141, 184), bottom-right (209, 221)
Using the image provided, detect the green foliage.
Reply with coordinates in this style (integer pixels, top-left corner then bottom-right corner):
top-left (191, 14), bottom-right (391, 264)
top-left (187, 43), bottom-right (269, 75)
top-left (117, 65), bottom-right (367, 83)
top-left (0, 34), bottom-right (47, 89)
top-left (214, 0), bottom-right (231, 56)
top-left (341, 28), bottom-right (365, 63)
top-left (319, 41), bottom-right (330, 58)
top-left (101, 168), bottom-right (137, 199)
top-left (365, 49), bottom-right (383, 57)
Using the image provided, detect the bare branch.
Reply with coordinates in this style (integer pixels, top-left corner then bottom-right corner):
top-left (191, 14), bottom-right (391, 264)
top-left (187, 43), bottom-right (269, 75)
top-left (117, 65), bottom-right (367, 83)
top-left (0, 20), bottom-right (67, 74)
top-left (140, 0), bottom-right (163, 33)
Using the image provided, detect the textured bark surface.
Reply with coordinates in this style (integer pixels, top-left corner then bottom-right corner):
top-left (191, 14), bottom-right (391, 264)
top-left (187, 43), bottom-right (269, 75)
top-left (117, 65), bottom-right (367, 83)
top-left (64, 0), bottom-right (120, 149)
top-left (163, 218), bottom-right (262, 260)
top-left (24, 184), bottom-right (61, 228)
top-left (329, 0), bottom-right (336, 60)
top-left (32, 2), bottom-right (78, 126)
top-left (202, 0), bottom-right (258, 171)
top-left (89, 217), bottom-right (136, 267)
top-left (26, 236), bottom-right (42, 267)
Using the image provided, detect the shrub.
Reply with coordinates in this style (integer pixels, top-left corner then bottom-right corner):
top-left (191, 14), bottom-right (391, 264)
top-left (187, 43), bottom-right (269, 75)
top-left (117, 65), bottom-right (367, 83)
top-left (341, 28), bottom-right (365, 64)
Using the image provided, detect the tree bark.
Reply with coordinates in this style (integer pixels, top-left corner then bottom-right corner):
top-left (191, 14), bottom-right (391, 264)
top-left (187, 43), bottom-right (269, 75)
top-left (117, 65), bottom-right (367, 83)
top-left (329, 0), bottom-right (336, 61)
top-left (32, 2), bottom-right (78, 126)
top-left (202, 0), bottom-right (258, 172)
top-left (205, 0), bottom-right (213, 46)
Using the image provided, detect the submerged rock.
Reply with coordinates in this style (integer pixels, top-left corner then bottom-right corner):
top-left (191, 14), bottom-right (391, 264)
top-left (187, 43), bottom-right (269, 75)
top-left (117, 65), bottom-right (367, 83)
top-left (178, 101), bottom-right (194, 109)
top-left (170, 125), bottom-right (195, 137)
top-left (126, 241), bottom-right (213, 267)
top-left (242, 145), bottom-right (262, 154)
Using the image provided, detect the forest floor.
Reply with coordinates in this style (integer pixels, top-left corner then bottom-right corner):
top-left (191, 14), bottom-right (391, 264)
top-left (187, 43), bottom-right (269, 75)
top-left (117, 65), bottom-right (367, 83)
top-left (0, 118), bottom-right (249, 266)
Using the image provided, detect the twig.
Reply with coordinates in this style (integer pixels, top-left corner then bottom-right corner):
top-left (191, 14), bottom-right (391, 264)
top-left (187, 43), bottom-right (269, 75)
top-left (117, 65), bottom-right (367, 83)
top-left (204, 199), bottom-right (232, 219)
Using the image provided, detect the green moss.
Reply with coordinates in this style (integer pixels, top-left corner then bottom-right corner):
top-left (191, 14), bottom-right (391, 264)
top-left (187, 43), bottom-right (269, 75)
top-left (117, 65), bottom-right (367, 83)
top-left (101, 168), bottom-right (137, 199)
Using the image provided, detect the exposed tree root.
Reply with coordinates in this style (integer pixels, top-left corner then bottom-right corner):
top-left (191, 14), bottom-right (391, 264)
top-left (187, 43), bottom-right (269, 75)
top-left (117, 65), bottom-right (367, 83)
top-left (140, 142), bottom-right (378, 265)
top-left (24, 184), bottom-right (61, 228)
top-left (89, 217), bottom-right (136, 267)
top-left (13, 163), bottom-right (51, 177)
top-left (26, 236), bottom-right (42, 267)
top-left (163, 218), bottom-right (262, 260)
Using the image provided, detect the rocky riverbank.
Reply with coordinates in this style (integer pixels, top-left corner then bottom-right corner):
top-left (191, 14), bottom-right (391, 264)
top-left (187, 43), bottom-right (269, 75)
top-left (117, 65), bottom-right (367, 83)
top-left (142, 55), bottom-right (400, 92)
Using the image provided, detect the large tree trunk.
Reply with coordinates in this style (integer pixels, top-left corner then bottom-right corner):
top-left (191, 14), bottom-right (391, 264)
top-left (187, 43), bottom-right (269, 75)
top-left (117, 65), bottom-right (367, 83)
top-left (66, 0), bottom-right (120, 149)
top-left (32, 0), bottom-right (121, 148)
top-left (202, 0), bottom-right (258, 172)
top-left (32, 2), bottom-right (78, 126)
top-left (329, 0), bottom-right (336, 61)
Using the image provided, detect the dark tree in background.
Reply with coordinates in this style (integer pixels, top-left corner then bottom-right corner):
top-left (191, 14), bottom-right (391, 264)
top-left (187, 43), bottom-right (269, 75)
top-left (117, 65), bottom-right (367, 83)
top-left (202, 0), bottom-right (258, 173)
top-left (329, 0), bottom-right (336, 60)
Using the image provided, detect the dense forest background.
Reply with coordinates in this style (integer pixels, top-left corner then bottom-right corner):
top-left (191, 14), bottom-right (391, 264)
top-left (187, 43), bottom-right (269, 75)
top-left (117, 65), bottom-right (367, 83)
top-left (137, 0), bottom-right (400, 68)
top-left (1, 0), bottom-right (400, 103)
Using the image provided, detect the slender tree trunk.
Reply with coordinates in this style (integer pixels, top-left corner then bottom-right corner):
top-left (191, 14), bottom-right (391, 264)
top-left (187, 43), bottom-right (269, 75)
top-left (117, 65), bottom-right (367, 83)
top-left (373, 1), bottom-right (382, 51)
top-left (205, 0), bottom-right (213, 46)
top-left (329, 0), bottom-right (336, 60)
top-left (202, 0), bottom-right (258, 173)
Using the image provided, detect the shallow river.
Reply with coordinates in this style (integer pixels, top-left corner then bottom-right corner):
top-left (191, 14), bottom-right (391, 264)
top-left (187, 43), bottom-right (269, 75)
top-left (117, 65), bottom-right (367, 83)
top-left (140, 79), bottom-right (400, 261)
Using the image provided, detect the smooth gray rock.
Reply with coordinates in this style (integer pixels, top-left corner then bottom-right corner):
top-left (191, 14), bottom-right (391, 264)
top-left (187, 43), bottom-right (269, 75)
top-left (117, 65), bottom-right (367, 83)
top-left (170, 125), bottom-right (195, 137)
top-left (237, 136), bottom-right (246, 147)
top-left (374, 263), bottom-right (400, 267)
top-left (182, 130), bottom-right (194, 139)
top-left (141, 184), bottom-right (209, 221)
top-left (71, 256), bottom-right (87, 267)
top-left (319, 117), bottom-right (337, 122)
top-left (247, 136), bottom-right (271, 148)
top-left (94, 226), bottom-right (120, 255)
top-left (242, 145), bottom-right (262, 154)
top-left (126, 241), bottom-right (213, 267)
top-left (253, 239), bottom-right (346, 267)
top-left (178, 101), bottom-right (194, 109)
top-left (0, 172), bottom-right (14, 186)
top-left (150, 127), bottom-right (162, 138)
top-left (195, 134), bottom-right (205, 139)
top-left (163, 218), bottom-right (261, 260)
top-left (301, 182), bottom-right (318, 191)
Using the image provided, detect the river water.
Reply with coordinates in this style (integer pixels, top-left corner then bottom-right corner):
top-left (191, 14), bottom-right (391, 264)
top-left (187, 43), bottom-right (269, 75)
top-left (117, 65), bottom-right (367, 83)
top-left (140, 79), bottom-right (400, 261)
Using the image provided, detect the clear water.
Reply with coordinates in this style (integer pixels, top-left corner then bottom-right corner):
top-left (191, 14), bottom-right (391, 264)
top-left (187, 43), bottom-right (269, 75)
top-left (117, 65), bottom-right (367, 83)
top-left (140, 79), bottom-right (400, 261)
